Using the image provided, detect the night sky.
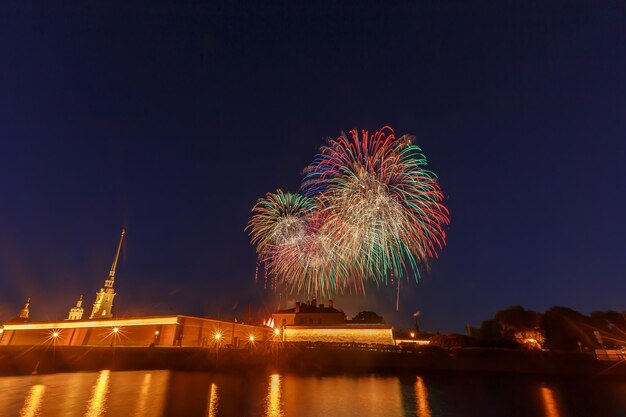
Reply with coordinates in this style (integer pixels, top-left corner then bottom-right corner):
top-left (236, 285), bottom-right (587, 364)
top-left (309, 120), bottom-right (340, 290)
top-left (1, 2), bottom-right (624, 332)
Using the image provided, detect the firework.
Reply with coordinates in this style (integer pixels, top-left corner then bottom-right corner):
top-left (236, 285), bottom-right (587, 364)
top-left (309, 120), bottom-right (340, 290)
top-left (302, 126), bottom-right (449, 283)
top-left (247, 193), bottom-right (355, 295)
top-left (247, 190), bottom-right (314, 256)
top-left (265, 209), bottom-right (360, 296)
top-left (247, 126), bottom-right (449, 296)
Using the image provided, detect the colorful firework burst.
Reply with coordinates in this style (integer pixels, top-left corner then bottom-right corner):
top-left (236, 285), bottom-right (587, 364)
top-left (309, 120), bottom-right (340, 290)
top-left (247, 126), bottom-right (449, 297)
top-left (247, 190), bottom-right (314, 256)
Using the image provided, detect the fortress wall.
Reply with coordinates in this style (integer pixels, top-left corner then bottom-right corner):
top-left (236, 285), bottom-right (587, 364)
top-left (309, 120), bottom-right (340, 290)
top-left (284, 326), bottom-right (394, 345)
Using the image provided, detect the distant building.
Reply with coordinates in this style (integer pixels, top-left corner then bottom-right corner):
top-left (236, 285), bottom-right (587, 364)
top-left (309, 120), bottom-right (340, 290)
top-left (272, 299), bottom-right (346, 327)
top-left (4, 298), bottom-right (32, 324)
top-left (67, 295), bottom-right (84, 321)
top-left (273, 300), bottom-right (394, 345)
top-left (19, 298), bottom-right (31, 320)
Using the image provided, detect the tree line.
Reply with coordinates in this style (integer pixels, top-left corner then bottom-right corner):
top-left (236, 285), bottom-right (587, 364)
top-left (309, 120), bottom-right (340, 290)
top-left (462, 305), bottom-right (626, 351)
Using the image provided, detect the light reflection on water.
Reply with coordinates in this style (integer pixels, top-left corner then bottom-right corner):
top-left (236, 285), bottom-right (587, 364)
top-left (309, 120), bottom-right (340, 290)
top-left (415, 376), bottom-right (432, 417)
top-left (280, 374), bottom-right (404, 417)
top-left (206, 383), bottom-right (219, 417)
top-left (84, 370), bottom-right (110, 417)
top-left (265, 374), bottom-right (283, 417)
top-left (133, 373), bottom-right (152, 417)
top-left (540, 385), bottom-right (561, 417)
top-left (0, 370), bottom-right (624, 416)
top-left (19, 384), bottom-right (45, 417)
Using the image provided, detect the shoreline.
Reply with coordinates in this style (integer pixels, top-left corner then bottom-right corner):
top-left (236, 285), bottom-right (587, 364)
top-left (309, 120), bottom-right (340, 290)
top-left (1, 345), bottom-right (624, 378)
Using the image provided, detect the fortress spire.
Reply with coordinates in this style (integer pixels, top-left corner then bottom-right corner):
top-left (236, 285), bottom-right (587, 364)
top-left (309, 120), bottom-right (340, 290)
top-left (90, 229), bottom-right (125, 319)
top-left (18, 298), bottom-right (30, 320)
top-left (106, 228), bottom-right (125, 287)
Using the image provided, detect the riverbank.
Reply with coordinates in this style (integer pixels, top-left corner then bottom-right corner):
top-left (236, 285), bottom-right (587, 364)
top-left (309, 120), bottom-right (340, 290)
top-left (1, 344), bottom-right (623, 377)
top-left (282, 345), bottom-right (625, 377)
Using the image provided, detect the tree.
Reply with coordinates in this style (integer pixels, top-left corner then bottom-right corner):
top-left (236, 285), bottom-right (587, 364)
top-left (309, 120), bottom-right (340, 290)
top-left (493, 305), bottom-right (544, 348)
top-left (541, 306), bottom-right (593, 351)
top-left (588, 311), bottom-right (626, 348)
top-left (475, 306), bottom-right (544, 349)
top-left (429, 333), bottom-right (476, 349)
top-left (351, 311), bottom-right (385, 324)
top-left (478, 319), bottom-right (501, 340)
top-left (589, 311), bottom-right (626, 333)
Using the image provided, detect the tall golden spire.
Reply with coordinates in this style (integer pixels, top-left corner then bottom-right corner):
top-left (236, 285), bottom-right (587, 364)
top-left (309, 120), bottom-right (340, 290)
top-left (90, 228), bottom-right (125, 319)
top-left (106, 228), bottom-right (125, 287)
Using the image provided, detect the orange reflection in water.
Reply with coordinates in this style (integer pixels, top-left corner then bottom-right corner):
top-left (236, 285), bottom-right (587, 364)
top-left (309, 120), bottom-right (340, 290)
top-left (133, 373), bottom-right (152, 417)
top-left (540, 386), bottom-right (561, 417)
top-left (206, 383), bottom-right (219, 417)
top-left (280, 374), bottom-right (403, 416)
top-left (20, 384), bottom-right (46, 417)
top-left (265, 374), bottom-right (283, 417)
top-left (84, 370), bottom-right (110, 417)
top-left (129, 371), bottom-right (169, 417)
top-left (414, 376), bottom-right (432, 417)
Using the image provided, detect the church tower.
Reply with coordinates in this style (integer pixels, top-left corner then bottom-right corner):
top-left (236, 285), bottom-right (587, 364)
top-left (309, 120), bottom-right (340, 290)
top-left (67, 295), bottom-right (84, 320)
top-left (90, 229), bottom-right (125, 319)
top-left (18, 298), bottom-right (30, 320)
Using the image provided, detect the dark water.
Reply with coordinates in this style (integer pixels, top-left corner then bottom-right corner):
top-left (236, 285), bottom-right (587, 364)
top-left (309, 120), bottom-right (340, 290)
top-left (2, 369), bottom-right (625, 417)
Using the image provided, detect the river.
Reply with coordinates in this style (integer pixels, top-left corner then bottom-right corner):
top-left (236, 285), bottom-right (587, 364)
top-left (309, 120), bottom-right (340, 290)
top-left (2, 370), bottom-right (625, 416)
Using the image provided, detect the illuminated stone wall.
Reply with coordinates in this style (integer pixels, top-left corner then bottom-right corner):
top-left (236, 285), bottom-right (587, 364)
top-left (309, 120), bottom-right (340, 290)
top-left (179, 318), bottom-right (268, 348)
top-left (0, 316), bottom-right (272, 347)
top-left (83, 324), bottom-right (173, 347)
top-left (0, 329), bottom-right (46, 346)
top-left (283, 325), bottom-right (394, 345)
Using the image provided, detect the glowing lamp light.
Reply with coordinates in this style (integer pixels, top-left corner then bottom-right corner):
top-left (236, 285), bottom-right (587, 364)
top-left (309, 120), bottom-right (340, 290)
top-left (410, 332), bottom-right (416, 338)
top-left (113, 327), bottom-right (120, 334)
top-left (214, 332), bottom-right (222, 341)
top-left (52, 331), bottom-right (59, 338)
top-left (154, 331), bottom-right (160, 335)
top-left (0, 329), bottom-right (4, 334)
top-left (249, 335), bottom-right (255, 342)
top-left (274, 328), bottom-right (280, 336)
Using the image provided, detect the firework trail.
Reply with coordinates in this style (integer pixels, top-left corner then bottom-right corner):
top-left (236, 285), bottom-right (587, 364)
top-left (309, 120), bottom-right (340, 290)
top-left (247, 126), bottom-right (449, 297)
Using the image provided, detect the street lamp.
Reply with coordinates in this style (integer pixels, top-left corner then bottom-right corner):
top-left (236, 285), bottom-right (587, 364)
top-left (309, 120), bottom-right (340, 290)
top-left (214, 332), bottom-right (222, 369)
top-left (273, 327), bottom-right (282, 342)
top-left (51, 330), bottom-right (60, 370)
top-left (111, 327), bottom-right (120, 347)
top-left (249, 335), bottom-right (255, 342)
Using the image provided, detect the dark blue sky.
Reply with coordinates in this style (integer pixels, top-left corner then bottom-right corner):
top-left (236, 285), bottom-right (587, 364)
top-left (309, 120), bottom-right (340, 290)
top-left (1, 1), bottom-right (624, 332)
